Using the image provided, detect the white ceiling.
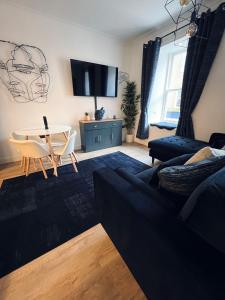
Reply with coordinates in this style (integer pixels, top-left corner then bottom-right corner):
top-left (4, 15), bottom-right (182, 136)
top-left (6, 0), bottom-right (221, 40)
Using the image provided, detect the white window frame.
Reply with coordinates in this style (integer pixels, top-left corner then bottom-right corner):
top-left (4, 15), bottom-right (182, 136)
top-left (160, 50), bottom-right (186, 124)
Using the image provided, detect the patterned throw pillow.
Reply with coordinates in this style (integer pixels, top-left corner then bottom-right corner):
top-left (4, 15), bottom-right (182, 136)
top-left (149, 153), bottom-right (194, 185)
top-left (158, 156), bottom-right (225, 196)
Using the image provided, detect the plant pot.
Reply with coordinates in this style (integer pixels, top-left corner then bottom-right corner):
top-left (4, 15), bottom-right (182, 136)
top-left (126, 134), bottom-right (134, 143)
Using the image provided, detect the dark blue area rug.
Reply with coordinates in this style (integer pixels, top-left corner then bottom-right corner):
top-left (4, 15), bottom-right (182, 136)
top-left (0, 151), bottom-right (148, 277)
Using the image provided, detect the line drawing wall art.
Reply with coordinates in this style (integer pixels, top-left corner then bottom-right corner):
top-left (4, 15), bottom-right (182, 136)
top-left (118, 71), bottom-right (129, 85)
top-left (0, 40), bottom-right (50, 103)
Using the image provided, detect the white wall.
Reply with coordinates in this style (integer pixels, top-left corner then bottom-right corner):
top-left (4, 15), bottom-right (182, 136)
top-left (126, 1), bottom-right (225, 146)
top-left (0, 2), bottom-right (128, 164)
top-left (192, 33), bottom-right (225, 141)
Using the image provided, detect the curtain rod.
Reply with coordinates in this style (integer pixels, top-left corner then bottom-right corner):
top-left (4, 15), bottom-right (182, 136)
top-left (160, 23), bottom-right (189, 40)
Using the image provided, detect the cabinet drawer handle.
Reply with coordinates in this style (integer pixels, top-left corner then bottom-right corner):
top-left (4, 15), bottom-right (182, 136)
top-left (93, 125), bottom-right (97, 128)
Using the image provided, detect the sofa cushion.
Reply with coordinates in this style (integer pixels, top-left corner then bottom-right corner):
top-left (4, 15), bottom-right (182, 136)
top-left (136, 154), bottom-right (193, 185)
top-left (150, 154), bottom-right (194, 185)
top-left (185, 146), bottom-right (225, 165)
top-left (179, 167), bottom-right (225, 254)
top-left (158, 156), bottom-right (225, 196)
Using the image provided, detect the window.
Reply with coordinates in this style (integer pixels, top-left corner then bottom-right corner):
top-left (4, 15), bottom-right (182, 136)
top-left (148, 39), bottom-right (187, 125)
top-left (161, 51), bottom-right (186, 123)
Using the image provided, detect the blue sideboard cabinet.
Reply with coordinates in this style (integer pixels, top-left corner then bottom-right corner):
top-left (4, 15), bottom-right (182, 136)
top-left (79, 119), bottom-right (123, 152)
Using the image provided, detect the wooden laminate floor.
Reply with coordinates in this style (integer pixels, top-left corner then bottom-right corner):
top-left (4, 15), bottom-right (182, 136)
top-left (0, 224), bottom-right (147, 300)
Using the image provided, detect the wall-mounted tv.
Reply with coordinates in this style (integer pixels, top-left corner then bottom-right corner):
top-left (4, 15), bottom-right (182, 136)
top-left (70, 59), bottom-right (118, 97)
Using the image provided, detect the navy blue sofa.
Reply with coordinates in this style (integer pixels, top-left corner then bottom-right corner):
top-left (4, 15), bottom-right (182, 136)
top-left (93, 154), bottom-right (225, 300)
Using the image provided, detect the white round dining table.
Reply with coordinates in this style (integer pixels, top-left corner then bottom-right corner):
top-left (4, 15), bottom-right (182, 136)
top-left (14, 125), bottom-right (71, 138)
top-left (14, 125), bottom-right (71, 177)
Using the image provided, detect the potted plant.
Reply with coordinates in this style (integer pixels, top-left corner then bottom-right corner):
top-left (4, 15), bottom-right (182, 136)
top-left (121, 81), bottom-right (140, 143)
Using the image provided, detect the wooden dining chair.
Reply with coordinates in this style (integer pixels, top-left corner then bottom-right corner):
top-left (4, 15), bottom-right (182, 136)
top-left (53, 132), bottom-right (78, 173)
top-left (11, 132), bottom-right (45, 169)
top-left (9, 138), bottom-right (55, 179)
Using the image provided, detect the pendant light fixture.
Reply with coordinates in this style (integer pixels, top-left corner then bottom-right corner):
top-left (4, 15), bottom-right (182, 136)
top-left (164, 0), bottom-right (209, 45)
top-left (180, 0), bottom-right (190, 6)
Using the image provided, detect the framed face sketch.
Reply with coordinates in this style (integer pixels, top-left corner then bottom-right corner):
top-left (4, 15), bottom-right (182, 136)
top-left (0, 40), bottom-right (50, 103)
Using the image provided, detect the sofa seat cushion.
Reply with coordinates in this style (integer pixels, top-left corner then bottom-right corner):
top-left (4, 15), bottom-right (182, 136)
top-left (116, 167), bottom-right (179, 213)
top-left (149, 135), bottom-right (208, 161)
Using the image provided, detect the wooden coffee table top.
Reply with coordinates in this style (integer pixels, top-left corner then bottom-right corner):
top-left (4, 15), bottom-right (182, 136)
top-left (0, 224), bottom-right (146, 300)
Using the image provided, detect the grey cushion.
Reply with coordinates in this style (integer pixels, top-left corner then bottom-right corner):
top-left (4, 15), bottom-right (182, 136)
top-left (150, 153), bottom-right (194, 185)
top-left (158, 156), bottom-right (225, 196)
top-left (137, 154), bottom-right (193, 185)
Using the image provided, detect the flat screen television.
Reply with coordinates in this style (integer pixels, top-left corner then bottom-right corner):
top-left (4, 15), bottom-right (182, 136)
top-left (70, 59), bottom-right (118, 97)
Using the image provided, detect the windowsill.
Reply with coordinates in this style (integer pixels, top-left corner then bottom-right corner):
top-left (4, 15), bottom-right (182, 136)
top-left (150, 122), bottom-right (177, 130)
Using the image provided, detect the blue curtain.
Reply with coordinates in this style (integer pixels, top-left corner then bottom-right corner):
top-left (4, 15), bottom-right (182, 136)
top-left (176, 3), bottom-right (225, 138)
top-left (136, 37), bottom-right (161, 139)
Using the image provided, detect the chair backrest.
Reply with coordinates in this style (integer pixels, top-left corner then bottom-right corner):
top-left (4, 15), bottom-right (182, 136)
top-left (61, 132), bottom-right (77, 156)
top-left (12, 131), bottom-right (44, 143)
top-left (12, 132), bottom-right (26, 140)
top-left (9, 138), bottom-right (49, 158)
top-left (51, 128), bottom-right (71, 143)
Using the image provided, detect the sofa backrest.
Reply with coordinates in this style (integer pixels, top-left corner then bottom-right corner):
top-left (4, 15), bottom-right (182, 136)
top-left (179, 166), bottom-right (225, 254)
